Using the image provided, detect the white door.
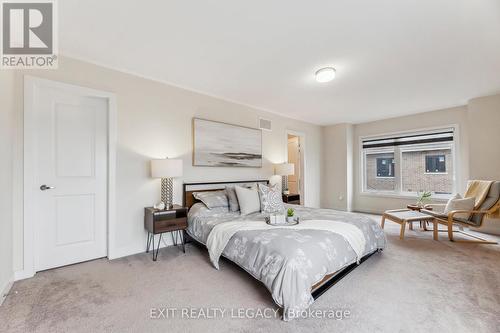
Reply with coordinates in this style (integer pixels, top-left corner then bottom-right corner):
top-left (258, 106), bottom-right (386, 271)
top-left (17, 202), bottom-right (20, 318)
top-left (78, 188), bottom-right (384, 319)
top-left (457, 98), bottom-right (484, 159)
top-left (287, 136), bottom-right (301, 194)
top-left (33, 83), bottom-right (108, 271)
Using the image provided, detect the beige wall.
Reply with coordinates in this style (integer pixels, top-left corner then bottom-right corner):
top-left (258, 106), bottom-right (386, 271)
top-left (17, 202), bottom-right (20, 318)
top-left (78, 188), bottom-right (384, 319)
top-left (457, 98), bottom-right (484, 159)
top-left (3, 57), bottom-right (322, 273)
top-left (0, 71), bottom-right (14, 298)
top-left (322, 123), bottom-right (353, 211)
top-left (467, 94), bottom-right (500, 180)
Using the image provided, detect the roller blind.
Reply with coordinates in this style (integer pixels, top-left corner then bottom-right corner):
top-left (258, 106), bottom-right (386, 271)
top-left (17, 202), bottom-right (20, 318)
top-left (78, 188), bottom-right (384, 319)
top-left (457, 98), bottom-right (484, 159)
top-left (362, 130), bottom-right (454, 149)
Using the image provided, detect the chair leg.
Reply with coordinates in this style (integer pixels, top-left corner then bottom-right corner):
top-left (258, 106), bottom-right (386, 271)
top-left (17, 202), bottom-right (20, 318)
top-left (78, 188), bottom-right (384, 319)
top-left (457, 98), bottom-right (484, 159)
top-left (448, 221), bottom-right (454, 241)
top-left (380, 215), bottom-right (386, 229)
top-left (433, 221), bottom-right (438, 240)
top-left (444, 219), bottom-right (497, 244)
top-left (451, 230), bottom-right (498, 244)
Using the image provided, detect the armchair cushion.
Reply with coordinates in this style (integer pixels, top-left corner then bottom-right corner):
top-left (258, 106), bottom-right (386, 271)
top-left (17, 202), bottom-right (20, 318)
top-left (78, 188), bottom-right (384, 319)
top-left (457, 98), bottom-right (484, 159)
top-left (444, 194), bottom-right (475, 220)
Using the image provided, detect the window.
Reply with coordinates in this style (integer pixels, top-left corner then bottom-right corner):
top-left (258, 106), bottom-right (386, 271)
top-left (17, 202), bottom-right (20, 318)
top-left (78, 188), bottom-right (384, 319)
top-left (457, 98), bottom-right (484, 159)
top-left (425, 155), bottom-right (446, 173)
top-left (366, 152), bottom-right (395, 191)
top-left (376, 157), bottom-right (394, 177)
top-left (362, 129), bottom-right (455, 195)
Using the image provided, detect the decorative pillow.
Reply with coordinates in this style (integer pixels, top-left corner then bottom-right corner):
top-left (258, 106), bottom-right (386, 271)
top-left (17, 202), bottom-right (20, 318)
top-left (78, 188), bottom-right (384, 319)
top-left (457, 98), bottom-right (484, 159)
top-left (189, 202), bottom-right (228, 218)
top-left (258, 183), bottom-right (284, 213)
top-left (193, 190), bottom-right (229, 209)
top-left (235, 185), bottom-right (261, 215)
top-left (225, 186), bottom-right (240, 212)
top-left (444, 194), bottom-right (475, 220)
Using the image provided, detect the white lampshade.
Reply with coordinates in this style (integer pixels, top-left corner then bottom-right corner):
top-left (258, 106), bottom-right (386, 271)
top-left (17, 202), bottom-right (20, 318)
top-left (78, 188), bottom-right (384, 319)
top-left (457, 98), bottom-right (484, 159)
top-left (275, 163), bottom-right (294, 176)
top-left (151, 159), bottom-right (183, 178)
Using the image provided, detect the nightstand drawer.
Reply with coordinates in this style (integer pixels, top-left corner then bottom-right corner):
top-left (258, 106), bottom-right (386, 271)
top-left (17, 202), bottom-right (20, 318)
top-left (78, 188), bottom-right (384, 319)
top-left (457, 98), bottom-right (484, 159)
top-left (154, 217), bottom-right (187, 233)
top-left (283, 193), bottom-right (300, 205)
top-left (154, 209), bottom-right (187, 219)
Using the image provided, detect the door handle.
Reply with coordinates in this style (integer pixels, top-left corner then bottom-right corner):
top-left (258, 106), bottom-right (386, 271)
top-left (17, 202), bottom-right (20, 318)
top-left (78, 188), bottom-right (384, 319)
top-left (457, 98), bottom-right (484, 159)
top-left (40, 185), bottom-right (55, 191)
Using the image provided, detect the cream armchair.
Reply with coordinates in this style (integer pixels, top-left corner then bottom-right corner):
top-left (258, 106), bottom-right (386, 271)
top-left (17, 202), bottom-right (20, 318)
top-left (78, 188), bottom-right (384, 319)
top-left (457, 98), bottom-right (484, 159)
top-left (422, 181), bottom-right (499, 244)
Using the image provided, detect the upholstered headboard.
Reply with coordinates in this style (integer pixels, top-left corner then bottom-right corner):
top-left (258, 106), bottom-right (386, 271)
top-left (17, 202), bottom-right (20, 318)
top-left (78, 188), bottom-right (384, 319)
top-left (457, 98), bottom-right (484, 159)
top-left (183, 180), bottom-right (268, 209)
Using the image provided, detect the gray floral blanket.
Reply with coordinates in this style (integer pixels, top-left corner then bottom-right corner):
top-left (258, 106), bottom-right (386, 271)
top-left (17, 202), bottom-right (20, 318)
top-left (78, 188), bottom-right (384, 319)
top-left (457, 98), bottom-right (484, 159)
top-left (187, 203), bottom-right (386, 320)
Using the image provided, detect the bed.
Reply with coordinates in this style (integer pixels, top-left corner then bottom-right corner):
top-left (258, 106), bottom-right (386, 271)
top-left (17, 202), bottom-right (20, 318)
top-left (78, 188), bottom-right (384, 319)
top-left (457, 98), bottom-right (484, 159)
top-left (183, 180), bottom-right (386, 320)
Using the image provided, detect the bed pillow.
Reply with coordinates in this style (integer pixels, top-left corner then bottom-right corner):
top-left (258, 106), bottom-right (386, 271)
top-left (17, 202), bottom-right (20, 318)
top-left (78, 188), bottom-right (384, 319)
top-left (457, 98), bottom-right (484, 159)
top-left (225, 186), bottom-right (240, 212)
top-left (193, 190), bottom-right (229, 209)
top-left (258, 183), bottom-right (284, 213)
top-left (189, 202), bottom-right (228, 217)
top-left (235, 185), bottom-right (261, 215)
top-left (444, 193), bottom-right (475, 220)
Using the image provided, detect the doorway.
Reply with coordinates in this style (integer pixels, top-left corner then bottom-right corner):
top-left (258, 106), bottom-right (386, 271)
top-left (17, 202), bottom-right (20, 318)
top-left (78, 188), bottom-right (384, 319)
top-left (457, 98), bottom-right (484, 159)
top-left (286, 131), bottom-right (305, 204)
top-left (23, 76), bottom-right (117, 278)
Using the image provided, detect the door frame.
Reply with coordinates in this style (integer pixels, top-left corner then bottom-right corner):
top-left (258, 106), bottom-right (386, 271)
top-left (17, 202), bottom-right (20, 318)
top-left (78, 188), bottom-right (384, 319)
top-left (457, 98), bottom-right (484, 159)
top-left (18, 76), bottom-right (117, 280)
top-left (285, 129), bottom-right (306, 205)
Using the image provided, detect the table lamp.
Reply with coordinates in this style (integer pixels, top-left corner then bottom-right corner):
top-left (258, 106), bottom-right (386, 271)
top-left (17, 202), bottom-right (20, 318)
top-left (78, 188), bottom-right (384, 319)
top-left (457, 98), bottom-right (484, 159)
top-left (151, 158), bottom-right (183, 209)
top-left (274, 163), bottom-right (294, 194)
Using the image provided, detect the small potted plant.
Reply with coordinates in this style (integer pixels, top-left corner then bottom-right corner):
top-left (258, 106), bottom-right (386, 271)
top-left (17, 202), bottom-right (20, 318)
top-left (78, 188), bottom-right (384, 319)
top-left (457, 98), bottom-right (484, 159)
top-left (287, 208), bottom-right (295, 223)
top-left (416, 191), bottom-right (432, 208)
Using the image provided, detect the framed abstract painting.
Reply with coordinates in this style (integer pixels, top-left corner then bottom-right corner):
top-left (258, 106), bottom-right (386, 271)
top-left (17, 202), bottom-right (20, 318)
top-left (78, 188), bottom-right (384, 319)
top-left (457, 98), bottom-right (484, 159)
top-left (193, 118), bottom-right (262, 167)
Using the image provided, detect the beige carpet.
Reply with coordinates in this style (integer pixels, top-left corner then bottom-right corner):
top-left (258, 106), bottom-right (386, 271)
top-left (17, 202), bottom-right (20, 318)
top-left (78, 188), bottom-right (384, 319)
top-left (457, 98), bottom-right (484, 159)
top-left (1, 216), bottom-right (499, 333)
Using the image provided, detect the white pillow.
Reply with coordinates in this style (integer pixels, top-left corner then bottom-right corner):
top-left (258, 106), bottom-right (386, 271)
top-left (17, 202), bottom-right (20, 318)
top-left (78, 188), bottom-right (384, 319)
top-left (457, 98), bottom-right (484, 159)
top-left (235, 185), bottom-right (261, 215)
top-left (444, 194), bottom-right (475, 220)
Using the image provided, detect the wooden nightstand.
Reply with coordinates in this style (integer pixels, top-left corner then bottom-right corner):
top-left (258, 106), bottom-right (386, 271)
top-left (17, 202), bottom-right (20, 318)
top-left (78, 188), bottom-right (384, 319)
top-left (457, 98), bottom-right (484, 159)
top-left (282, 193), bottom-right (300, 205)
top-left (144, 205), bottom-right (188, 261)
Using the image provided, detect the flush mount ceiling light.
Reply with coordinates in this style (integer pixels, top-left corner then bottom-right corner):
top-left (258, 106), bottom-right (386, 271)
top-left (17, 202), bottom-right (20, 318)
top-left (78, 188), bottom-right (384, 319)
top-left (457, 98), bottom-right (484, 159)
top-left (315, 67), bottom-right (336, 82)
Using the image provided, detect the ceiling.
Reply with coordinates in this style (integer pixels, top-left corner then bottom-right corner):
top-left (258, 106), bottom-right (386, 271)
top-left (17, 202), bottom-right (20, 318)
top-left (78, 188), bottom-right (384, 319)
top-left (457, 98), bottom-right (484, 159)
top-left (59, 0), bottom-right (500, 125)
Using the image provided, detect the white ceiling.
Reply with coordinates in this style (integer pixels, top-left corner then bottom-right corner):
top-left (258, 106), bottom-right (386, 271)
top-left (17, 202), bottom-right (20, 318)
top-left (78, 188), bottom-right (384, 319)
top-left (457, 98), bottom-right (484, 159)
top-left (59, 0), bottom-right (500, 125)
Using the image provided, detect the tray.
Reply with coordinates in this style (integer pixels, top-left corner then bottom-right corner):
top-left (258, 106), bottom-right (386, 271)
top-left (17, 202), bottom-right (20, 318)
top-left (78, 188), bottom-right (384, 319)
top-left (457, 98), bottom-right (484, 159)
top-left (265, 216), bottom-right (299, 226)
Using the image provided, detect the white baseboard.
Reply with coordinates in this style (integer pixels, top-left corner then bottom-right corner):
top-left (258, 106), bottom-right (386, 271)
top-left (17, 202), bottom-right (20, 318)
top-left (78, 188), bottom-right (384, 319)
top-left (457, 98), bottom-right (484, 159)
top-left (13, 243), bottom-right (156, 278)
top-left (354, 209), bottom-right (384, 215)
top-left (110, 245), bottom-right (147, 260)
top-left (109, 235), bottom-right (175, 260)
top-left (14, 269), bottom-right (35, 281)
top-left (14, 235), bottom-right (176, 279)
top-left (0, 279), bottom-right (14, 306)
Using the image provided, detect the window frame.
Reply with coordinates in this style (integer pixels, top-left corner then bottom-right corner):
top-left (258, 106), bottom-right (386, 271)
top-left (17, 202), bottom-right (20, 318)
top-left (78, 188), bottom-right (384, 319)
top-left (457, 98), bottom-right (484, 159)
top-left (360, 126), bottom-right (458, 199)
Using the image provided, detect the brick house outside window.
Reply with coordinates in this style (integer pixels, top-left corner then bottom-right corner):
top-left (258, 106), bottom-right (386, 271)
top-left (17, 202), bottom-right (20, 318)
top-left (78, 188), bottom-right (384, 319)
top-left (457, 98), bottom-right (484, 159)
top-left (366, 149), bottom-right (453, 194)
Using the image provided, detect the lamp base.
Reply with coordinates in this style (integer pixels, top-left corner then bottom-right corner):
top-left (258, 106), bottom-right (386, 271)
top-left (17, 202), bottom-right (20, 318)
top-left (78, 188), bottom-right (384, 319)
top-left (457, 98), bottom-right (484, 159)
top-left (161, 178), bottom-right (173, 210)
top-left (282, 175), bottom-right (289, 194)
